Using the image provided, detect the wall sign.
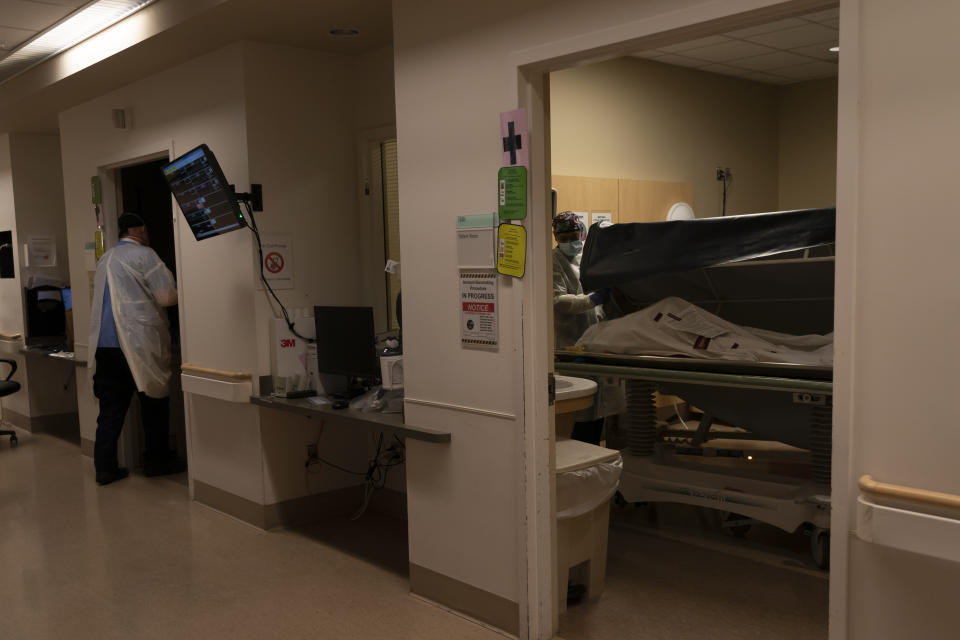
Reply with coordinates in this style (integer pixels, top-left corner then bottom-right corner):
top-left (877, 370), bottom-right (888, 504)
top-left (496, 223), bottom-right (526, 278)
top-left (498, 166), bottom-right (527, 220)
top-left (26, 235), bottom-right (56, 267)
top-left (592, 211), bottom-right (612, 226)
top-left (500, 108), bottom-right (528, 167)
top-left (261, 234), bottom-right (294, 290)
top-left (460, 271), bottom-right (498, 349)
top-left (457, 213), bottom-right (497, 268)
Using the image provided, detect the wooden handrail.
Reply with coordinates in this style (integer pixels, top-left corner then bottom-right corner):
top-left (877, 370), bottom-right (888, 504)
top-left (860, 475), bottom-right (960, 511)
top-left (0, 331), bottom-right (22, 340)
top-left (181, 363), bottom-right (252, 381)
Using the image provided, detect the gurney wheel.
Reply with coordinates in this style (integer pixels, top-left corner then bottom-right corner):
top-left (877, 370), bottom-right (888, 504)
top-left (810, 526), bottom-right (830, 570)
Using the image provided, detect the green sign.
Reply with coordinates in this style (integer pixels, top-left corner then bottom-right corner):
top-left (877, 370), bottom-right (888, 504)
top-left (498, 166), bottom-right (527, 220)
top-left (90, 176), bottom-right (102, 205)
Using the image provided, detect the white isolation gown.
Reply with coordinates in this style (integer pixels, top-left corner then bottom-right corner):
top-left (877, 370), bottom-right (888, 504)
top-left (88, 241), bottom-right (178, 398)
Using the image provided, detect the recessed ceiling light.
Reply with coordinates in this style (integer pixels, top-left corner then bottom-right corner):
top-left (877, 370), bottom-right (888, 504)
top-left (329, 28), bottom-right (360, 37)
top-left (829, 46), bottom-right (839, 52)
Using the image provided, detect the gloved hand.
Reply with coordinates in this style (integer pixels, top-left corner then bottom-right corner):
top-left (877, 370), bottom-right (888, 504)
top-left (588, 289), bottom-right (609, 306)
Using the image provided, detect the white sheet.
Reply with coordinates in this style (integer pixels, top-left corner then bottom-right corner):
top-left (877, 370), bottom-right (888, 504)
top-left (575, 297), bottom-right (833, 365)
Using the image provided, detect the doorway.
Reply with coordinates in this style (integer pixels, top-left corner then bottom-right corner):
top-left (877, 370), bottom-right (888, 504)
top-left (115, 157), bottom-right (188, 470)
top-left (523, 3), bottom-right (839, 639)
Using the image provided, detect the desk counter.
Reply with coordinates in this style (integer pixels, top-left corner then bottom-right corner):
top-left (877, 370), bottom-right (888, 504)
top-left (19, 346), bottom-right (87, 366)
top-left (250, 395), bottom-right (451, 444)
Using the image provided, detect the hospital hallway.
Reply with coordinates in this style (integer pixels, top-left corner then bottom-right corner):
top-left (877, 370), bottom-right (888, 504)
top-left (559, 504), bottom-right (828, 640)
top-left (0, 428), bottom-right (501, 640)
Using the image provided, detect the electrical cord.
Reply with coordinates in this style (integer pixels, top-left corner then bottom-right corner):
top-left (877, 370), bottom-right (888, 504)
top-left (304, 429), bottom-right (406, 520)
top-left (241, 200), bottom-right (315, 343)
top-left (719, 169), bottom-right (733, 217)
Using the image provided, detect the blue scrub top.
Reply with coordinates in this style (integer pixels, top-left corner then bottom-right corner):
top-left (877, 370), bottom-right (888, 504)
top-left (97, 240), bottom-right (137, 349)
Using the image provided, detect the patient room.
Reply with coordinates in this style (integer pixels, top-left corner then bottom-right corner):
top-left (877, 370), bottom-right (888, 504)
top-left (547, 9), bottom-right (838, 640)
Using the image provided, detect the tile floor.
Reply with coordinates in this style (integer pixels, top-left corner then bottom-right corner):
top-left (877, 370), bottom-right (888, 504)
top-left (0, 427), bottom-right (503, 640)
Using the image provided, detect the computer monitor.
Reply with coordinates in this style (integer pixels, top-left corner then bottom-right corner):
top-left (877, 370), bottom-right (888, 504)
top-left (25, 285), bottom-right (66, 348)
top-left (314, 306), bottom-right (380, 381)
top-left (162, 144), bottom-right (244, 241)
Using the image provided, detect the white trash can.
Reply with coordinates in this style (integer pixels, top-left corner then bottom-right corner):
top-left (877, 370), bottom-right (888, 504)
top-left (555, 439), bottom-right (623, 613)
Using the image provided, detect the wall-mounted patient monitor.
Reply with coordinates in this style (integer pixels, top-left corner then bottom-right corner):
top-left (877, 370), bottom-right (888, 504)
top-left (162, 144), bottom-right (245, 241)
top-left (314, 305), bottom-right (380, 379)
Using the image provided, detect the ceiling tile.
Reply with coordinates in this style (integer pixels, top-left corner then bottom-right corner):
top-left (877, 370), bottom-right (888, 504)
top-left (751, 71), bottom-right (796, 84)
top-left (658, 35), bottom-right (729, 53)
top-left (775, 60), bottom-right (839, 80)
top-left (746, 23), bottom-right (839, 49)
top-left (802, 7), bottom-right (839, 23)
top-left (790, 43), bottom-right (839, 61)
top-left (0, 25), bottom-right (36, 53)
top-left (653, 53), bottom-right (712, 68)
top-left (821, 17), bottom-right (839, 28)
top-left (738, 71), bottom-right (790, 85)
top-left (681, 39), bottom-right (774, 62)
top-left (734, 50), bottom-right (816, 71)
top-left (631, 49), bottom-right (666, 59)
top-left (0, 0), bottom-right (75, 31)
top-left (700, 63), bottom-right (750, 77)
top-left (726, 18), bottom-right (808, 39)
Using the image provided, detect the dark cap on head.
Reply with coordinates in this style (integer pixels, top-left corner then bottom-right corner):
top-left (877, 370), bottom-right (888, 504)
top-left (118, 213), bottom-right (146, 237)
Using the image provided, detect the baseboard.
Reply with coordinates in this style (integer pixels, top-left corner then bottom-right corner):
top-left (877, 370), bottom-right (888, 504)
top-left (263, 485), bottom-right (365, 530)
top-left (194, 481), bottom-right (405, 531)
top-left (2, 408), bottom-right (32, 432)
top-left (31, 412), bottom-right (80, 442)
top-left (0, 409), bottom-right (79, 438)
top-left (409, 563), bottom-right (519, 636)
top-left (194, 480), bottom-right (270, 529)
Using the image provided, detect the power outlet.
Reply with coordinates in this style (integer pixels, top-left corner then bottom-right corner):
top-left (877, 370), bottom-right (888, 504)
top-left (306, 443), bottom-right (319, 462)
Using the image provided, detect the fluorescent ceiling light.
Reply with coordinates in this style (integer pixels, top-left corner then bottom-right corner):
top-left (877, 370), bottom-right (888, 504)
top-left (0, 0), bottom-right (157, 85)
top-left (829, 46), bottom-right (839, 52)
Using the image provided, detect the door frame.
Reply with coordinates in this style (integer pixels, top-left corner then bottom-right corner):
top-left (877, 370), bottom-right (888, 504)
top-left (356, 125), bottom-right (398, 333)
top-left (509, 1), bottom-right (847, 637)
top-left (97, 148), bottom-right (185, 470)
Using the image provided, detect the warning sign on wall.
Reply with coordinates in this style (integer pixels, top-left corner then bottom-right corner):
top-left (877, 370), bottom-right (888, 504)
top-left (460, 271), bottom-right (498, 349)
top-left (261, 235), bottom-right (294, 290)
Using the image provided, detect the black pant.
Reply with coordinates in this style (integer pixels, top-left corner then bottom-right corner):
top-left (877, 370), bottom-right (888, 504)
top-left (93, 347), bottom-right (170, 473)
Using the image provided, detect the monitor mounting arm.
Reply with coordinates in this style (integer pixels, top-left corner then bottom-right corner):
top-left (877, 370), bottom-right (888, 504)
top-left (229, 183), bottom-right (263, 211)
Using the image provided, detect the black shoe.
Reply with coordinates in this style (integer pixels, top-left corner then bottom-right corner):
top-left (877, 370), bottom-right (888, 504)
top-left (144, 456), bottom-right (187, 477)
top-left (96, 467), bottom-right (130, 485)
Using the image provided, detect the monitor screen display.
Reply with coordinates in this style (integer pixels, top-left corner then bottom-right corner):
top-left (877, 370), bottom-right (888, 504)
top-left (314, 306), bottom-right (380, 378)
top-left (162, 144), bottom-right (244, 241)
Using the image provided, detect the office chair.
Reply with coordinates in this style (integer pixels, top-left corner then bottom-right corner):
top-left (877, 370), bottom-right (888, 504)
top-left (0, 358), bottom-right (20, 446)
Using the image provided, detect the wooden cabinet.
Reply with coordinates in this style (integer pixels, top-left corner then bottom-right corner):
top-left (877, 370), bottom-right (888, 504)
top-left (552, 174), bottom-right (693, 225)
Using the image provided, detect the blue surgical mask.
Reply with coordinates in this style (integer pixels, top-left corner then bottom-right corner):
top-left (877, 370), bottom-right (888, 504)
top-left (558, 240), bottom-right (583, 258)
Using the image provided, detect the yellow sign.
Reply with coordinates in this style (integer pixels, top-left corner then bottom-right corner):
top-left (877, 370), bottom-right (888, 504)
top-left (496, 223), bottom-right (526, 278)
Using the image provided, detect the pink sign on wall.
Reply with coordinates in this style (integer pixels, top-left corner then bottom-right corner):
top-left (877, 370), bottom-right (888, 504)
top-left (500, 108), bottom-right (528, 168)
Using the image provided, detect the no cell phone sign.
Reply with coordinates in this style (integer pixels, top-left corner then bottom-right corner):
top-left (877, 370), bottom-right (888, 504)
top-left (261, 236), bottom-right (294, 290)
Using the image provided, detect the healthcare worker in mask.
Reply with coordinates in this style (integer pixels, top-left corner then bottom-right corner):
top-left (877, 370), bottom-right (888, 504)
top-left (553, 211), bottom-right (607, 348)
top-left (553, 211), bottom-right (618, 445)
top-left (88, 213), bottom-right (184, 485)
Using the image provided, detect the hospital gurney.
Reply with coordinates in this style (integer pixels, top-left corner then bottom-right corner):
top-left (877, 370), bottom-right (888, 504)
top-left (557, 208), bottom-right (835, 568)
